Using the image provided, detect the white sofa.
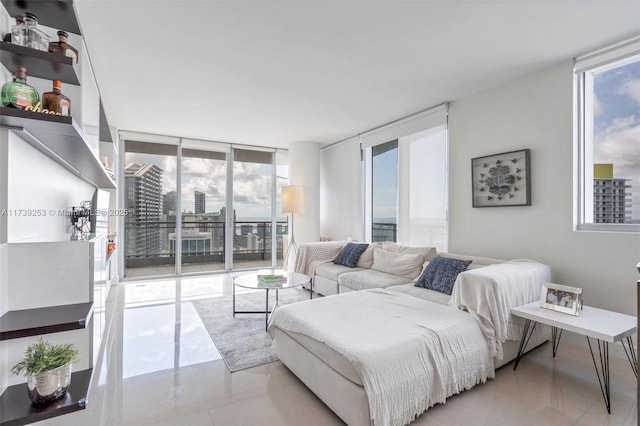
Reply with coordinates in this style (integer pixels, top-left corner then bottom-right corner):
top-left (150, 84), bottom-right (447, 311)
top-left (277, 242), bottom-right (552, 425)
top-left (297, 241), bottom-right (507, 297)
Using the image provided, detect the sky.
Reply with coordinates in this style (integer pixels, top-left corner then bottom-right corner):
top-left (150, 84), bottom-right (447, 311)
top-left (372, 147), bottom-right (398, 221)
top-left (593, 57), bottom-right (640, 221)
top-left (125, 152), bottom-right (283, 220)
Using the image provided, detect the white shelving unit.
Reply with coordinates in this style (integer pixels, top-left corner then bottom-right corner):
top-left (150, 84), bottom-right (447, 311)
top-left (0, 1), bottom-right (117, 424)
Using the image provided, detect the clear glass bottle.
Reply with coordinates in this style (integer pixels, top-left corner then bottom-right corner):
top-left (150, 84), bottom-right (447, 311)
top-left (42, 80), bottom-right (71, 116)
top-left (1, 67), bottom-right (40, 109)
top-left (23, 12), bottom-right (49, 52)
top-left (48, 31), bottom-right (79, 63)
top-left (6, 15), bottom-right (25, 45)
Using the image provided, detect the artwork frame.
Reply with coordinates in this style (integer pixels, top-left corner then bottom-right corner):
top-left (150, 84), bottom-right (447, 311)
top-left (540, 283), bottom-right (583, 316)
top-left (471, 149), bottom-right (531, 207)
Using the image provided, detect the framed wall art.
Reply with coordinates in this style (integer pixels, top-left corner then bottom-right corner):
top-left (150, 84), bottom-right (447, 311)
top-left (471, 149), bottom-right (530, 207)
top-left (540, 283), bottom-right (583, 316)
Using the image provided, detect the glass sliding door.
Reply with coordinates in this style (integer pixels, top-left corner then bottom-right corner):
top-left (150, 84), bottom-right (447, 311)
top-left (371, 140), bottom-right (398, 242)
top-left (180, 148), bottom-right (227, 273)
top-left (232, 148), bottom-right (274, 269)
top-left (123, 141), bottom-right (178, 278)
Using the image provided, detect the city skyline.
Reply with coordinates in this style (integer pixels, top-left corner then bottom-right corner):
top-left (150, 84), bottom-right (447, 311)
top-left (125, 153), bottom-right (285, 220)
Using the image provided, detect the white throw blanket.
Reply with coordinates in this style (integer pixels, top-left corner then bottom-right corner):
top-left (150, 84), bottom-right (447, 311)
top-left (449, 259), bottom-right (551, 359)
top-left (294, 241), bottom-right (345, 277)
top-left (268, 289), bottom-right (494, 426)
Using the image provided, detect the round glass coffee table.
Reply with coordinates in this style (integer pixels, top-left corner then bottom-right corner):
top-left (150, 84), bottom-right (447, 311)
top-left (232, 272), bottom-right (312, 330)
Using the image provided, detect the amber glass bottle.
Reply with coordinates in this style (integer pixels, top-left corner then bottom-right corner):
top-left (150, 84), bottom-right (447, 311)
top-left (42, 80), bottom-right (71, 116)
top-left (48, 31), bottom-right (78, 63)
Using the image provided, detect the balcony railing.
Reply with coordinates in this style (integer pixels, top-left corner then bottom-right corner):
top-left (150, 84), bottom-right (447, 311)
top-left (124, 220), bottom-right (288, 271)
top-left (372, 222), bottom-right (397, 242)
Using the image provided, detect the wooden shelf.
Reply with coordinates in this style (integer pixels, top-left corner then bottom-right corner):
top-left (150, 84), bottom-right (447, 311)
top-left (0, 369), bottom-right (91, 426)
top-left (0, 302), bottom-right (93, 341)
top-left (0, 107), bottom-right (116, 188)
top-left (0, 0), bottom-right (81, 35)
top-left (0, 42), bottom-right (80, 85)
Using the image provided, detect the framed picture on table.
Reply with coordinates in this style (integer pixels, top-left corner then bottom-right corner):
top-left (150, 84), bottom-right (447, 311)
top-left (540, 283), bottom-right (583, 316)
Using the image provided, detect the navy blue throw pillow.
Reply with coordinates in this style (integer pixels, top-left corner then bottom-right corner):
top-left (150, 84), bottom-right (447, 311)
top-left (415, 256), bottom-right (472, 295)
top-left (334, 243), bottom-right (369, 268)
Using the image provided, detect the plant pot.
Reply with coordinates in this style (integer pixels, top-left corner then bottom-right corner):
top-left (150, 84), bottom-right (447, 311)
top-left (27, 363), bottom-right (72, 404)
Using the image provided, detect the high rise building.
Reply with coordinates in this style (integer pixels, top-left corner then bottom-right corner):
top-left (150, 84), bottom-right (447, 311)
top-left (246, 233), bottom-right (262, 251)
top-left (125, 163), bottom-right (164, 257)
top-left (163, 190), bottom-right (176, 216)
top-left (195, 191), bottom-right (205, 214)
top-left (593, 164), bottom-right (631, 224)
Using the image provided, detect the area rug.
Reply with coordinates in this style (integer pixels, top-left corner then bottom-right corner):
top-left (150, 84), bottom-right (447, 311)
top-left (192, 287), bottom-right (311, 372)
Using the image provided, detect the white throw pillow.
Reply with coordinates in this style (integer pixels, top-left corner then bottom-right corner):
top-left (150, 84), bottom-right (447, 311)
top-left (380, 242), bottom-right (437, 262)
top-left (356, 242), bottom-right (380, 268)
top-left (371, 248), bottom-right (424, 279)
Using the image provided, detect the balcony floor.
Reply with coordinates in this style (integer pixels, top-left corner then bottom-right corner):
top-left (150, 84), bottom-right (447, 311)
top-left (124, 259), bottom-right (278, 279)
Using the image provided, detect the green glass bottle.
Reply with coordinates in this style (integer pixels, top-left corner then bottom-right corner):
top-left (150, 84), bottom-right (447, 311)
top-left (1, 67), bottom-right (39, 109)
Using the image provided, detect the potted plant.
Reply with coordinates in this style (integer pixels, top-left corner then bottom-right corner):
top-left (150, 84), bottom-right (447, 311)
top-left (11, 339), bottom-right (80, 404)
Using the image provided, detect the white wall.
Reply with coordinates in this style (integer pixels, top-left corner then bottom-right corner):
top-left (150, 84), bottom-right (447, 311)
top-left (320, 139), bottom-right (364, 241)
top-left (6, 130), bottom-right (95, 242)
top-left (448, 60), bottom-right (639, 316)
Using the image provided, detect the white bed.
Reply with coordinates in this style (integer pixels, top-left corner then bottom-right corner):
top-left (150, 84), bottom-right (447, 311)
top-left (268, 260), bottom-right (551, 426)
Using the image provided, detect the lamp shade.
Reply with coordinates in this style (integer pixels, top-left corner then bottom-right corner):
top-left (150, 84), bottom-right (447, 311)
top-left (281, 185), bottom-right (304, 214)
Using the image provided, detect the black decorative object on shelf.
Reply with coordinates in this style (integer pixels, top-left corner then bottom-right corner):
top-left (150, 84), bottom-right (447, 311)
top-left (471, 149), bottom-right (531, 207)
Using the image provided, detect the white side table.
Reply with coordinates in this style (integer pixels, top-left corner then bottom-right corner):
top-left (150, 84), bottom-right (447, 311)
top-left (511, 302), bottom-right (637, 414)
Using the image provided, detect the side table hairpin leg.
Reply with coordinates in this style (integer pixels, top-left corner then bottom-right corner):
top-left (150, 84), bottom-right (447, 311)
top-left (621, 335), bottom-right (638, 378)
top-left (514, 319), bottom-right (537, 370)
top-left (587, 337), bottom-right (611, 414)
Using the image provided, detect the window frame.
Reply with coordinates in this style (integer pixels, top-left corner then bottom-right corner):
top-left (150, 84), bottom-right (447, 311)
top-left (574, 38), bottom-right (640, 233)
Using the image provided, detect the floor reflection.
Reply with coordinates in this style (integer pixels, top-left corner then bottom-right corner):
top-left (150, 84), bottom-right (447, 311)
top-left (122, 302), bottom-right (221, 378)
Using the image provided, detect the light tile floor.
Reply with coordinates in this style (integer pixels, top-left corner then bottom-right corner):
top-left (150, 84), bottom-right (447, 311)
top-left (42, 274), bottom-right (637, 425)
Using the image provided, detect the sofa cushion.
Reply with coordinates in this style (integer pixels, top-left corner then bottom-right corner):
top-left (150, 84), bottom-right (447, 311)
top-left (334, 242), bottom-right (370, 268)
top-left (381, 242), bottom-right (437, 262)
top-left (415, 256), bottom-right (472, 295)
top-left (315, 262), bottom-right (363, 282)
top-left (338, 269), bottom-right (413, 291)
top-left (371, 248), bottom-right (424, 279)
top-left (356, 242), bottom-right (380, 268)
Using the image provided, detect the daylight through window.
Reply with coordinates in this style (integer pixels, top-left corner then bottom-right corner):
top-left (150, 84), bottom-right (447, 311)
top-left (575, 38), bottom-right (640, 232)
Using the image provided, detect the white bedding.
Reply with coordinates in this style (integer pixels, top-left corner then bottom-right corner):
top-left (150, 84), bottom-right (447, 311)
top-left (449, 259), bottom-right (551, 359)
top-left (268, 289), bottom-right (494, 426)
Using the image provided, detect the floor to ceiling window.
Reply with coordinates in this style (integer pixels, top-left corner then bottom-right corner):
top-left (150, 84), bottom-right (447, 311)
top-left (123, 140), bottom-right (178, 278)
top-left (121, 135), bottom-right (287, 278)
top-left (232, 149), bottom-right (275, 269)
top-left (371, 140), bottom-right (399, 242)
top-left (362, 104), bottom-right (449, 250)
top-left (180, 146), bottom-right (228, 274)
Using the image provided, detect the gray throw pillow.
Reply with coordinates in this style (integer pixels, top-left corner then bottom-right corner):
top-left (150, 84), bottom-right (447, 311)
top-left (415, 256), bottom-right (472, 295)
top-left (334, 243), bottom-right (369, 268)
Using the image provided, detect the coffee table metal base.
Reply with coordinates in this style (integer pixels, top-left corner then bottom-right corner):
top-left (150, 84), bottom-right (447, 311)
top-left (233, 287), bottom-right (283, 331)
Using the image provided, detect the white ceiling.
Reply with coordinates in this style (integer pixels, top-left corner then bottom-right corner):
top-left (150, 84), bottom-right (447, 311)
top-left (75, 1), bottom-right (640, 149)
